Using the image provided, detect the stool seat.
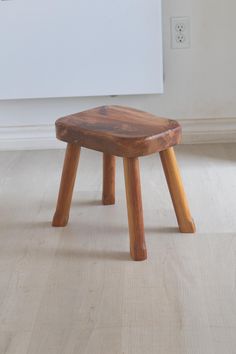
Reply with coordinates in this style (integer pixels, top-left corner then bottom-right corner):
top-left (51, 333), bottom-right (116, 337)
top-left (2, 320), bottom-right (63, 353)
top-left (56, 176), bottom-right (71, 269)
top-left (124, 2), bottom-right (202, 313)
top-left (56, 105), bottom-right (181, 157)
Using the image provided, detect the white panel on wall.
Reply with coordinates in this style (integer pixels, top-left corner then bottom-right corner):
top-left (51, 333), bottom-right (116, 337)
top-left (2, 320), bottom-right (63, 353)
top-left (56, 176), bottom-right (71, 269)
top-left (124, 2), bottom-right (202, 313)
top-left (0, 0), bottom-right (163, 99)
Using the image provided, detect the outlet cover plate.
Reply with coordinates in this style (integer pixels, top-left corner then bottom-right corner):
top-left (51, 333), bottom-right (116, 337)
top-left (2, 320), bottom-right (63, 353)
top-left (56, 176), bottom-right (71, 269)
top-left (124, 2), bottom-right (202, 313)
top-left (171, 17), bottom-right (191, 49)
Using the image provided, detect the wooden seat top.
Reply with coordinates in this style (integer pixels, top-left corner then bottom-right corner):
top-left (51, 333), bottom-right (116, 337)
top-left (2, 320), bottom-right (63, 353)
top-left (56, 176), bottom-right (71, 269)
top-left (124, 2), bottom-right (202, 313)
top-left (55, 105), bottom-right (181, 157)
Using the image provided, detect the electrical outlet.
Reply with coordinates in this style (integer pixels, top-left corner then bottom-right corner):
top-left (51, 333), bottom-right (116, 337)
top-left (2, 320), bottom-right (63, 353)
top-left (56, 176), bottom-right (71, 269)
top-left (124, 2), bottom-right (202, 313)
top-left (171, 17), bottom-right (190, 49)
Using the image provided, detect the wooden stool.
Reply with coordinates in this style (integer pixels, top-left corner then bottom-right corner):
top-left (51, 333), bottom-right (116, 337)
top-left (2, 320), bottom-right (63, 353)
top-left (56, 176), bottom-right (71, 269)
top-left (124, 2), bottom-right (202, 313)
top-left (52, 106), bottom-right (195, 261)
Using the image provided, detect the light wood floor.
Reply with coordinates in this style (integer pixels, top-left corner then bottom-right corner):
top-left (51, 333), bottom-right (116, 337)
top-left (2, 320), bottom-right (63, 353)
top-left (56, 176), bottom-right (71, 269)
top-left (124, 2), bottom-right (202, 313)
top-left (0, 144), bottom-right (236, 354)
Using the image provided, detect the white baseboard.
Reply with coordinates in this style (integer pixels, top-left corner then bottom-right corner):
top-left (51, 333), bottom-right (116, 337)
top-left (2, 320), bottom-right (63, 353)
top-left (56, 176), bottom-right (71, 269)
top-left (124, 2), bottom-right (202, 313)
top-left (0, 117), bottom-right (236, 151)
top-left (181, 117), bottom-right (236, 144)
top-left (0, 125), bottom-right (64, 151)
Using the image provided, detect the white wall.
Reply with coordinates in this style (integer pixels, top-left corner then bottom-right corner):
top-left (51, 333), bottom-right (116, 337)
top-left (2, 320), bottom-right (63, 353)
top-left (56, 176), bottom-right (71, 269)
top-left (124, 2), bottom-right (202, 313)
top-left (1, 0), bottom-right (236, 147)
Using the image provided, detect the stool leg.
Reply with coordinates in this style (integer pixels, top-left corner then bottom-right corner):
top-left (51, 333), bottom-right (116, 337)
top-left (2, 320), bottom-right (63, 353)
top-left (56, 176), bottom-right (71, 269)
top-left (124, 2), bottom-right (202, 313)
top-left (102, 154), bottom-right (116, 205)
top-left (123, 157), bottom-right (147, 261)
top-left (160, 147), bottom-right (196, 233)
top-left (52, 143), bottom-right (81, 227)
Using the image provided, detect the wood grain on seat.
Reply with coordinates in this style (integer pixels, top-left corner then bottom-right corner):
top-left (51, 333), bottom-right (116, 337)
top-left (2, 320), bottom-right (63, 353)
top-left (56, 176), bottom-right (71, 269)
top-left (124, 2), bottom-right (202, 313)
top-left (55, 106), bottom-right (181, 158)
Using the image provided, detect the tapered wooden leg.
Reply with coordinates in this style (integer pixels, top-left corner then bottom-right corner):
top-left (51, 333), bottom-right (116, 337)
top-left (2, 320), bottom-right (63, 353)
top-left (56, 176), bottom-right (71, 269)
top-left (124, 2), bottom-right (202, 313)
top-left (102, 154), bottom-right (116, 205)
top-left (123, 157), bottom-right (147, 261)
top-left (52, 143), bottom-right (81, 227)
top-left (160, 147), bottom-right (196, 233)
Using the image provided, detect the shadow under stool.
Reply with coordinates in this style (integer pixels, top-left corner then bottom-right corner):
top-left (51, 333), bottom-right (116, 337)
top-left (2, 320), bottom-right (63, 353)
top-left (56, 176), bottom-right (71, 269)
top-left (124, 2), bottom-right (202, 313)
top-left (52, 105), bottom-right (196, 261)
